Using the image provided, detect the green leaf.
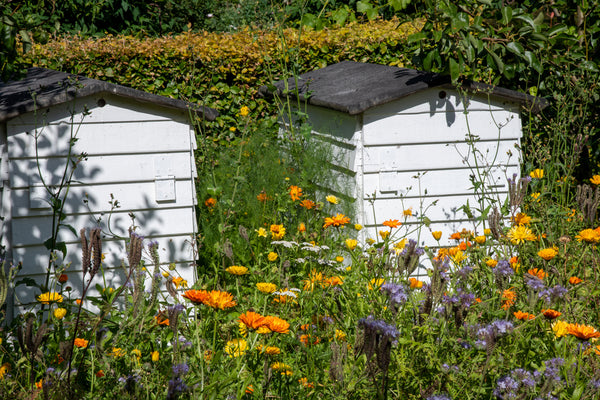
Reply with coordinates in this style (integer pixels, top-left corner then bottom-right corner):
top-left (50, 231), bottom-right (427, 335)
top-left (514, 14), bottom-right (535, 29)
top-left (331, 8), bottom-right (349, 26)
top-left (366, 8), bottom-right (379, 20)
top-left (15, 277), bottom-right (38, 288)
top-left (501, 6), bottom-right (512, 25)
top-left (580, 60), bottom-right (598, 72)
top-left (523, 51), bottom-right (542, 73)
top-left (388, 0), bottom-right (410, 11)
top-left (506, 41), bottom-right (525, 57)
top-left (407, 32), bottom-right (427, 44)
top-left (547, 24), bottom-right (568, 38)
top-left (449, 57), bottom-right (460, 83)
top-left (486, 48), bottom-right (504, 74)
top-left (356, 1), bottom-right (372, 13)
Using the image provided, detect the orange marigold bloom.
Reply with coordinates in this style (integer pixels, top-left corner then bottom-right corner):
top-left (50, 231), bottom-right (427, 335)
top-left (204, 197), bottom-right (216, 208)
top-left (74, 338), bottom-right (89, 348)
top-left (527, 268), bottom-right (546, 280)
top-left (432, 231), bottom-right (442, 240)
top-left (299, 199), bottom-right (316, 209)
top-left (513, 311), bottom-right (535, 321)
top-left (257, 191), bottom-right (268, 202)
top-left (538, 247), bottom-right (558, 261)
top-left (297, 222), bottom-right (306, 233)
top-left (300, 334), bottom-right (320, 346)
top-left (325, 276), bottom-right (343, 286)
top-left (289, 185), bottom-right (303, 201)
top-left (183, 289), bottom-right (237, 310)
top-left (239, 311), bottom-right (266, 330)
top-left (323, 214), bottom-right (350, 229)
top-left (567, 323), bottom-right (600, 340)
top-left (182, 289), bottom-right (210, 304)
top-left (501, 289), bottom-right (516, 310)
top-left (155, 310), bottom-right (170, 326)
top-left (569, 276), bottom-right (583, 285)
top-left (575, 228), bottom-right (600, 243)
top-left (542, 309), bottom-right (562, 319)
top-left (382, 219), bottom-right (401, 228)
top-left (409, 277), bottom-right (423, 289)
top-left (263, 316), bottom-right (290, 334)
top-left (449, 232), bottom-right (462, 240)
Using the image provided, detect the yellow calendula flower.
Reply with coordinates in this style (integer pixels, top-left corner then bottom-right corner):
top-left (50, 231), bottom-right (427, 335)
top-left (225, 339), bottom-right (248, 358)
top-left (368, 278), bottom-right (385, 290)
top-left (268, 252), bottom-right (278, 262)
top-left (131, 349), bottom-right (142, 360)
top-left (379, 230), bottom-right (390, 239)
top-left (37, 292), bottom-right (63, 304)
top-left (506, 225), bottom-right (537, 245)
top-left (53, 308), bottom-right (67, 320)
top-left (110, 347), bottom-right (126, 358)
top-left (403, 208), bottom-right (413, 216)
top-left (151, 351), bottom-right (159, 362)
top-left (485, 259), bottom-right (498, 268)
top-left (240, 106), bottom-right (250, 117)
top-left (255, 227), bottom-right (268, 238)
top-left (354, 224), bottom-right (363, 231)
top-left (256, 282), bottom-right (277, 294)
top-left (366, 238), bottom-right (375, 245)
top-left (270, 224), bottom-right (286, 240)
top-left (452, 250), bottom-right (467, 265)
top-left (172, 276), bottom-right (188, 288)
top-left (226, 265), bottom-right (249, 276)
top-left (271, 362), bottom-right (293, 375)
top-left (529, 169), bottom-right (544, 179)
top-left (326, 195), bottom-right (339, 204)
top-left (552, 320), bottom-right (569, 338)
top-left (334, 329), bottom-right (347, 341)
top-left (474, 235), bottom-right (486, 245)
top-left (591, 175), bottom-right (600, 185)
top-left (0, 362), bottom-right (10, 379)
top-left (345, 238), bottom-right (358, 250)
top-left (484, 228), bottom-right (492, 236)
top-left (531, 192), bottom-right (541, 201)
top-left (511, 212), bottom-right (532, 226)
top-left (335, 256), bottom-right (344, 263)
top-left (432, 231), bottom-right (442, 241)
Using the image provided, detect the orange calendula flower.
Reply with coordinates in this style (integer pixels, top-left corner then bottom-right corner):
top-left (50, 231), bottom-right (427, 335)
top-left (590, 175), bottom-right (600, 185)
top-left (450, 232), bottom-right (462, 240)
top-left (569, 276), bottom-right (583, 285)
top-left (575, 228), bottom-right (600, 243)
top-left (289, 185), bottom-right (303, 201)
top-left (538, 247), bottom-right (558, 261)
top-left (300, 334), bottom-right (320, 346)
top-left (183, 290), bottom-right (237, 310)
top-left (382, 219), bottom-right (401, 228)
top-left (204, 197), bottom-right (216, 208)
top-left (263, 316), bottom-right (290, 334)
top-left (74, 338), bottom-right (89, 348)
top-left (403, 208), bottom-right (413, 216)
top-left (501, 288), bottom-right (516, 310)
top-left (297, 222), bottom-right (306, 232)
top-left (567, 323), bottom-right (600, 340)
top-left (409, 277), bottom-right (423, 289)
top-left (323, 214), bottom-right (350, 229)
top-left (298, 377), bottom-right (315, 388)
top-left (542, 309), bottom-right (562, 319)
top-left (513, 311), bottom-right (535, 321)
top-left (239, 311), bottom-right (267, 330)
top-left (270, 224), bottom-right (286, 240)
top-left (527, 268), bottom-right (546, 280)
top-left (155, 311), bottom-right (170, 326)
top-left (432, 231), bottom-right (442, 240)
top-left (257, 191), bottom-right (268, 202)
top-left (299, 199), bottom-right (315, 209)
top-left (325, 276), bottom-right (344, 287)
top-left (511, 212), bottom-right (532, 226)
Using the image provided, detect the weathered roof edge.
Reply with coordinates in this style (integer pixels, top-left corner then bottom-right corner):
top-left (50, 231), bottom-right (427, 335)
top-left (0, 67), bottom-right (219, 122)
top-left (259, 61), bottom-right (549, 115)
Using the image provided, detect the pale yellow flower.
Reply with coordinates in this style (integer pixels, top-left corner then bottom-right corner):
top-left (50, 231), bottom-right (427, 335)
top-left (255, 227), bottom-right (268, 238)
top-left (326, 195), bottom-right (339, 204)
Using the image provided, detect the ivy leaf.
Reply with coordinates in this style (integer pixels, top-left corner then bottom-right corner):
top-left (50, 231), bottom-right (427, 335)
top-left (388, 0), bottom-right (411, 11)
top-left (331, 8), bottom-right (349, 26)
top-left (356, 1), bottom-right (372, 13)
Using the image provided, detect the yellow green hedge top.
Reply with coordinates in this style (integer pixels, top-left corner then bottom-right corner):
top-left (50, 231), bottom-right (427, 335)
top-left (27, 19), bottom-right (422, 126)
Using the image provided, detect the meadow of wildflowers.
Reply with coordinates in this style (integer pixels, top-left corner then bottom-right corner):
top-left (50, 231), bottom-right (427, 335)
top-left (1, 86), bottom-right (600, 400)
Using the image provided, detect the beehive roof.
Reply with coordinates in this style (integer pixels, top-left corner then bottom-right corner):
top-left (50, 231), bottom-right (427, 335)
top-left (260, 60), bottom-right (548, 115)
top-left (0, 67), bottom-right (219, 122)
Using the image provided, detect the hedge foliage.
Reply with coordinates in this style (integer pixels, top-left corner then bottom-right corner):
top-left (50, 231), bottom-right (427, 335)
top-left (26, 19), bottom-right (422, 130)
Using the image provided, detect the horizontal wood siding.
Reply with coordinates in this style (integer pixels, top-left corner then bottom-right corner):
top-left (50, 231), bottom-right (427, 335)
top-left (360, 88), bottom-right (521, 249)
top-left (6, 94), bottom-right (198, 308)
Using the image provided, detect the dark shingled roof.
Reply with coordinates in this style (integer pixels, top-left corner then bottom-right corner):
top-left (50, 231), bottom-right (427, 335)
top-left (260, 60), bottom-right (548, 115)
top-left (0, 67), bottom-right (219, 122)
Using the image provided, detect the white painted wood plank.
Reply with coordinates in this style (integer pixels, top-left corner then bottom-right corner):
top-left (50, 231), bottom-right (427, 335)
top-left (11, 207), bottom-right (196, 247)
top-left (360, 193), bottom-right (508, 226)
top-left (363, 108), bottom-right (521, 146)
top-left (10, 179), bottom-right (196, 217)
top-left (8, 119), bottom-right (191, 158)
top-left (362, 139), bottom-right (520, 173)
top-left (12, 234), bottom-right (196, 276)
top-left (362, 165), bottom-right (519, 198)
top-left (10, 153), bottom-right (194, 188)
top-left (8, 94), bottom-right (190, 128)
